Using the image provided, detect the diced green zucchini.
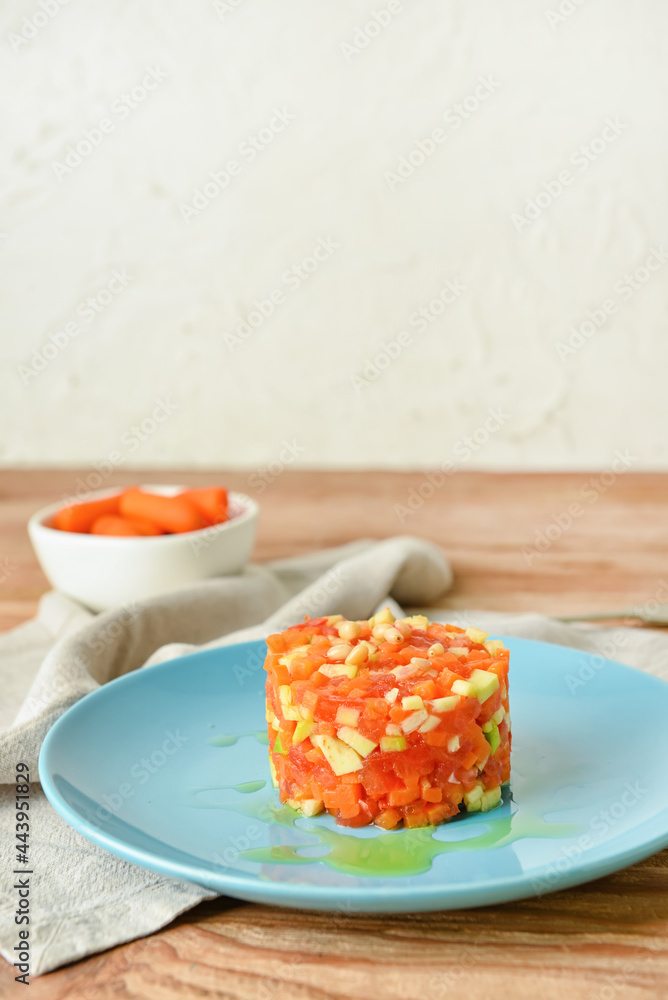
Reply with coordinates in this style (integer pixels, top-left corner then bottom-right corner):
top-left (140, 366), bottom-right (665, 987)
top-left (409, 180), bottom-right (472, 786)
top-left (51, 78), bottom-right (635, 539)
top-left (483, 720), bottom-right (501, 754)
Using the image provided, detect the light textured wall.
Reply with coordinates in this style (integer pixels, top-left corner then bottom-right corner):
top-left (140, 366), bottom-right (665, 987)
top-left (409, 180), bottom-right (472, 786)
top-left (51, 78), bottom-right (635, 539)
top-left (2, 0), bottom-right (667, 471)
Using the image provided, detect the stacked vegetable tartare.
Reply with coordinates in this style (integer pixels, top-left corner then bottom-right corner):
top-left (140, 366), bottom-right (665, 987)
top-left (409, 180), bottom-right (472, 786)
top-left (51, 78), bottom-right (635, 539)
top-left (264, 610), bottom-right (511, 829)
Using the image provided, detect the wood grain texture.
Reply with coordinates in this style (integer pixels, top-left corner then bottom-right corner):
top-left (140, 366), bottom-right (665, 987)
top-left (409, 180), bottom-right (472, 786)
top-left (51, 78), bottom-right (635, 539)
top-left (1, 469), bottom-right (668, 999)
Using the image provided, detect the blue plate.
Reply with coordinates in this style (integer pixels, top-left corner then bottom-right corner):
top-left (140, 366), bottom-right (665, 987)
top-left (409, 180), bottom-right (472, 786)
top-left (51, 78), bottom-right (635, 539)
top-left (39, 637), bottom-right (668, 912)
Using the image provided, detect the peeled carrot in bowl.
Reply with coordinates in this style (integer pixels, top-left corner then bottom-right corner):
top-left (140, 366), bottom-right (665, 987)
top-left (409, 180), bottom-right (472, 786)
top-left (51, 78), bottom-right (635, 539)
top-left (91, 515), bottom-right (144, 536)
top-left (91, 515), bottom-right (164, 536)
top-left (128, 517), bottom-right (164, 536)
top-left (119, 489), bottom-right (206, 534)
top-left (51, 486), bottom-right (230, 535)
top-left (53, 494), bottom-right (122, 533)
top-left (181, 487), bottom-right (228, 525)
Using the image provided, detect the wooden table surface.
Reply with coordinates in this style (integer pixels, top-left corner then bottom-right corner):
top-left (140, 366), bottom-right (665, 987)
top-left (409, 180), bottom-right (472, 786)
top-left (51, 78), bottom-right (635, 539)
top-left (2, 469), bottom-right (668, 999)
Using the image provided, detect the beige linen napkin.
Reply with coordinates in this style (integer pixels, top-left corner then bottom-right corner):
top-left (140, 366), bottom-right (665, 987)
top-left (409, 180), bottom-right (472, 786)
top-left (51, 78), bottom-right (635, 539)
top-left (0, 537), bottom-right (452, 976)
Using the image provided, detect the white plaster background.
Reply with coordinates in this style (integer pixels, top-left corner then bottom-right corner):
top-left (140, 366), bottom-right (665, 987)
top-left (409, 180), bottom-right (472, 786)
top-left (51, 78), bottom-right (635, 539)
top-left (1, 0), bottom-right (667, 471)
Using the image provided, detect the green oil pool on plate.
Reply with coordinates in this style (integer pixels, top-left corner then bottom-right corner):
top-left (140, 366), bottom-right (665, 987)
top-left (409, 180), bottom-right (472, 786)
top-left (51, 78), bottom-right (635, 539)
top-left (200, 732), bottom-right (576, 879)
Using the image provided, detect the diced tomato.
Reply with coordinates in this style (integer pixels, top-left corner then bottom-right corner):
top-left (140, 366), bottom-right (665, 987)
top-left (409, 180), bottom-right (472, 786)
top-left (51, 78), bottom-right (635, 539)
top-left (392, 747), bottom-right (433, 784)
top-left (391, 644), bottom-right (425, 665)
top-left (364, 697), bottom-right (389, 717)
top-left (487, 658), bottom-right (510, 680)
top-left (437, 666), bottom-right (463, 690)
top-left (482, 755), bottom-right (503, 788)
top-left (478, 688), bottom-right (502, 723)
top-left (361, 758), bottom-right (403, 797)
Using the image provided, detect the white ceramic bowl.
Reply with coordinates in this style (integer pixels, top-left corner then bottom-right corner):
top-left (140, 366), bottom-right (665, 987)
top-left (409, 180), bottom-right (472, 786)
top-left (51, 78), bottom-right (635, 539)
top-left (28, 485), bottom-right (259, 611)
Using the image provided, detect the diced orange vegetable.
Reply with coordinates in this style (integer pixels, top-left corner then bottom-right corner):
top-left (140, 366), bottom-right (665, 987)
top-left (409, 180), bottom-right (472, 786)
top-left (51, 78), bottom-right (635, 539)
top-left (404, 809), bottom-right (432, 828)
top-left (423, 731), bottom-right (449, 747)
top-left (412, 679), bottom-right (438, 700)
top-left (388, 787), bottom-right (420, 807)
top-left (375, 808), bottom-right (402, 830)
top-left (266, 634), bottom-right (286, 653)
top-left (421, 786), bottom-right (443, 803)
top-left (426, 803), bottom-right (453, 825)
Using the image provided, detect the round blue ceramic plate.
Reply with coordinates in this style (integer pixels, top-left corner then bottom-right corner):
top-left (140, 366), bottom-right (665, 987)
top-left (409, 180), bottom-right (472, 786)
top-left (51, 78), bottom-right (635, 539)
top-left (39, 637), bottom-right (668, 912)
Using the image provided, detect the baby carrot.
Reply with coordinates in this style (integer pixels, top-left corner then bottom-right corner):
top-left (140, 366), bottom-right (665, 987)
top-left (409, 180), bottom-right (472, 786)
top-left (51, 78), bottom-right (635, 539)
top-left (119, 489), bottom-right (206, 534)
top-left (127, 517), bottom-right (164, 536)
top-left (181, 487), bottom-right (228, 525)
top-left (53, 494), bottom-right (122, 533)
top-left (91, 515), bottom-right (144, 536)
